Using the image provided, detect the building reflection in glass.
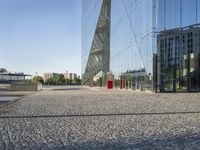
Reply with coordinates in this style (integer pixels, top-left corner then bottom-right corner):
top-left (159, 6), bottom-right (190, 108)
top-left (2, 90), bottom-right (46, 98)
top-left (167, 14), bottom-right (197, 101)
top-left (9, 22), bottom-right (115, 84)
top-left (82, 0), bottom-right (200, 92)
top-left (157, 24), bottom-right (200, 92)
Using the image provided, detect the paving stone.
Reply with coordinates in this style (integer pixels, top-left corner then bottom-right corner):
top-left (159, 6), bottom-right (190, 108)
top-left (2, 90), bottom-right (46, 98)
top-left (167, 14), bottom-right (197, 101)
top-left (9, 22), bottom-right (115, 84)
top-left (0, 86), bottom-right (200, 149)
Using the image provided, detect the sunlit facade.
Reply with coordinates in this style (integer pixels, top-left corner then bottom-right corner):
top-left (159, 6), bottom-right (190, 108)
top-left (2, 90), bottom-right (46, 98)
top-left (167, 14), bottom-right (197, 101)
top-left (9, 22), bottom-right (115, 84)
top-left (82, 0), bottom-right (200, 92)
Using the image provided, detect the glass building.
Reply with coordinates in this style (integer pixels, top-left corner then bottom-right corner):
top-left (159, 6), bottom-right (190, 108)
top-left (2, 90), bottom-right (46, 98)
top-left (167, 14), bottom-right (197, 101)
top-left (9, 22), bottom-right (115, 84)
top-left (82, 0), bottom-right (200, 92)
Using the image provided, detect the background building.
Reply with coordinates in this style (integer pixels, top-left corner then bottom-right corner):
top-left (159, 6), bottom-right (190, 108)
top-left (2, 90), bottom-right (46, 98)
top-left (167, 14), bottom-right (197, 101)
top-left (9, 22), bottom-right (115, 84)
top-left (82, 0), bottom-right (200, 92)
top-left (69, 73), bottom-right (77, 81)
top-left (43, 72), bottom-right (58, 82)
top-left (43, 71), bottom-right (80, 85)
top-left (62, 71), bottom-right (69, 80)
top-left (157, 24), bottom-right (200, 92)
top-left (0, 68), bottom-right (31, 83)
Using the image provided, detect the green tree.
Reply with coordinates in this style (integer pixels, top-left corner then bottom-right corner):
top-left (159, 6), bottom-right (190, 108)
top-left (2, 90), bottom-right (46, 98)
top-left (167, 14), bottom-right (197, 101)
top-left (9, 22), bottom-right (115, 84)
top-left (56, 74), bottom-right (66, 85)
top-left (32, 76), bottom-right (44, 85)
top-left (46, 77), bottom-right (55, 85)
top-left (66, 78), bottom-right (73, 85)
top-left (45, 74), bottom-right (66, 85)
top-left (74, 77), bottom-right (81, 85)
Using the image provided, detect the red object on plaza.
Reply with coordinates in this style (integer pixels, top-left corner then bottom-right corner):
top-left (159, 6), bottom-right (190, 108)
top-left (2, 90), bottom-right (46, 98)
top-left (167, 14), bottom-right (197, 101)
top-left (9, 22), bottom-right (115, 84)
top-left (107, 80), bottom-right (113, 89)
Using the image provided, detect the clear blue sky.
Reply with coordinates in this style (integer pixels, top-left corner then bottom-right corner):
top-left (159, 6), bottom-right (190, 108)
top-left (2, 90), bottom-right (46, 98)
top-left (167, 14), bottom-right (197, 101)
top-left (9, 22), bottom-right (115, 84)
top-left (0, 0), bottom-right (81, 76)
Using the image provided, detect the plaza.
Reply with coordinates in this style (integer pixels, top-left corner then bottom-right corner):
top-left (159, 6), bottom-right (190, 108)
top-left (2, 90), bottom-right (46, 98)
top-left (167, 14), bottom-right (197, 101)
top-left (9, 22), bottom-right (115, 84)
top-left (0, 86), bottom-right (200, 149)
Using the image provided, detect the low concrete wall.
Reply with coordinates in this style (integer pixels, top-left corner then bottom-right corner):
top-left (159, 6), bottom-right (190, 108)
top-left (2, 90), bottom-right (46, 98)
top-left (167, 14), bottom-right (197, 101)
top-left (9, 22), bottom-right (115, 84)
top-left (11, 83), bottom-right (42, 91)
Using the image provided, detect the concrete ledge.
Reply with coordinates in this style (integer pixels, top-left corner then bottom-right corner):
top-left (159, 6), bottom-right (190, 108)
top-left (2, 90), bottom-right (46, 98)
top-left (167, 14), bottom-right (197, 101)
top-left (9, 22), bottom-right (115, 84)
top-left (11, 82), bottom-right (42, 91)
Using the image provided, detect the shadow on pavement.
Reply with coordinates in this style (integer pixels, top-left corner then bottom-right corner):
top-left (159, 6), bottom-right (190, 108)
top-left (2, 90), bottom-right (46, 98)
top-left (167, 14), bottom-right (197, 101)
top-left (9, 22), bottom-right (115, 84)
top-left (51, 88), bottom-right (82, 91)
top-left (3, 133), bottom-right (199, 149)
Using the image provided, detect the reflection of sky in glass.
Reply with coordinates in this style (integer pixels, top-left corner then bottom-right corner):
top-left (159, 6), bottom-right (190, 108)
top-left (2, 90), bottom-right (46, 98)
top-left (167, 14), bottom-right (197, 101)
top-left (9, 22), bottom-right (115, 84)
top-left (110, 0), bottom-right (153, 76)
top-left (157, 0), bottom-right (200, 31)
top-left (82, 0), bottom-right (200, 77)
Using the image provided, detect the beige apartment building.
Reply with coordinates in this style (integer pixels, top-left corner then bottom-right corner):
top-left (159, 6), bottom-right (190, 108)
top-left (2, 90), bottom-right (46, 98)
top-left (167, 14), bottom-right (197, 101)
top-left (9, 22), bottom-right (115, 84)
top-left (62, 71), bottom-right (68, 79)
top-left (43, 72), bottom-right (58, 82)
top-left (43, 71), bottom-right (80, 82)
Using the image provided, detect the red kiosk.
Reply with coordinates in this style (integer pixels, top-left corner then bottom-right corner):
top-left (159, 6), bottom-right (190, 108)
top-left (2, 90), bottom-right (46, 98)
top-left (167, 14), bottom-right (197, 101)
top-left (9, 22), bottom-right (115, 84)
top-left (106, 72), bottom-right (114, 89)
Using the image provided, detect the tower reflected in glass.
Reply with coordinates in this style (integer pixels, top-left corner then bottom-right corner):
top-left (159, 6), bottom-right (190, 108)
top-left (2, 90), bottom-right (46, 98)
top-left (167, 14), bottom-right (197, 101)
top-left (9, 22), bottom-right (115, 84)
top-left (82, 0), bottom-right (200, 92)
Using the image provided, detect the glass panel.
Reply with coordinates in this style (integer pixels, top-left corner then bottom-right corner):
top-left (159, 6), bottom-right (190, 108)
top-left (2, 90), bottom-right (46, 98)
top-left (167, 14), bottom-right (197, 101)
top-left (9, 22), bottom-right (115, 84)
top-left (156, 0), bottom-right (200, 92)
top-left (182, 0), bottom-right (196, 26)
top-left (81, 0), bottom-right (103, 78)
top-left (165, 0), bottom-right (181, 29)
top-left (82, 0), bottom-right (200, 92)
top-left (110, 0), bottom-right (154, 91)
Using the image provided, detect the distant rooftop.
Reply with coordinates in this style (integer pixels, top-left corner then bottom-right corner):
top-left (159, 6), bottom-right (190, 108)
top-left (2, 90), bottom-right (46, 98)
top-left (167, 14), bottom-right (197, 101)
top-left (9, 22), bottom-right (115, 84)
top-left (0, 68), bottom-right (8, 73)
top-left (158, 23), bottom-right (200, 35)
top-left (0, 68), bottom-right (31, 76)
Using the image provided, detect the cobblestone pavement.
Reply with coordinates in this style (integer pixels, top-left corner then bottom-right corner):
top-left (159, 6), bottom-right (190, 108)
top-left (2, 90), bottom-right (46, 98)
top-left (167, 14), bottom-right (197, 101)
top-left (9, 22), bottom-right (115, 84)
top-left (0, 91), bottom-right (35, 111)
top-left (0, 86), bottom-right (200, 149)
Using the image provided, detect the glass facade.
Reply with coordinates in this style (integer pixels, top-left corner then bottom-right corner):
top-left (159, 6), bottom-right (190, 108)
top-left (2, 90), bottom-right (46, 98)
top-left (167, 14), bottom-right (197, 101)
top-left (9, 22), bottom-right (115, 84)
top-left (82, 0), bottom-right (110, 85)
top-left (82, 0), bottom-right (200, 92)
top-left (156, 0), bottom-right (200, 92)
top-left (81, 0), bottom-right (103, 84)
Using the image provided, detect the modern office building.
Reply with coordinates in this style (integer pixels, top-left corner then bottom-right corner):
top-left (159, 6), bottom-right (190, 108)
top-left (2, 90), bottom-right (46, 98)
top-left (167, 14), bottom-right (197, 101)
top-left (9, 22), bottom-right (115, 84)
top-left (82, 0), bottom-right (200, 92)
top-left (157, 24), bottom-right (200, 92)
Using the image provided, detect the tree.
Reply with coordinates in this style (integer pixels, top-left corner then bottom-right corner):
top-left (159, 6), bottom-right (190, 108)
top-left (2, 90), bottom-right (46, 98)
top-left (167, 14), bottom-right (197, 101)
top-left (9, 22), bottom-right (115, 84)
top-left (46, 77), bottom-right (55, 85)
top-left (56, 74), bottom-right (66, 85)
top-left (74, 77), bottom-right (81, 85)
top-left (32, 76), bottom-right (44, 85)
top-left (66, 78), bottom-right (73, 85)
top-left (45, 74), bottom-right (66, 85)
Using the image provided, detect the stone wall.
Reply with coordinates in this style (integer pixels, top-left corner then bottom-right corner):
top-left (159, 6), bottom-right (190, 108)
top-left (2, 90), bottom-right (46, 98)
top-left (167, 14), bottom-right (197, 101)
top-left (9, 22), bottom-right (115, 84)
top-left (11, 83), bottom-right (42, 91)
